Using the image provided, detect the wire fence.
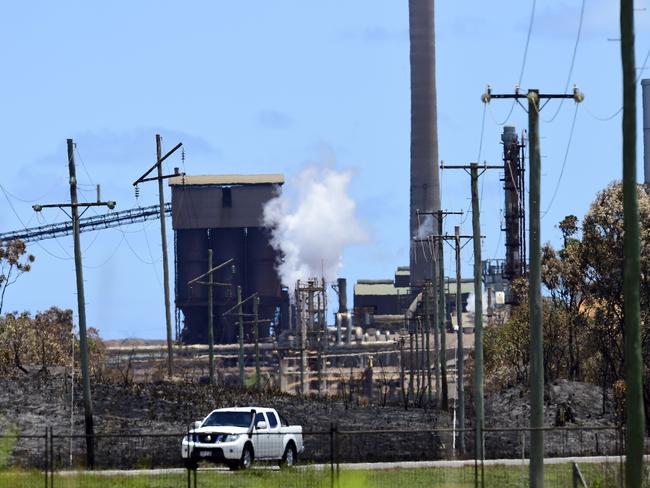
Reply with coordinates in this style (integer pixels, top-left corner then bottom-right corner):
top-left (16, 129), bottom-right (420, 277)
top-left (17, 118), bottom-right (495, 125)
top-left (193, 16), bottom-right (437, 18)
top-left (0, 425), bottom-right (646, 487)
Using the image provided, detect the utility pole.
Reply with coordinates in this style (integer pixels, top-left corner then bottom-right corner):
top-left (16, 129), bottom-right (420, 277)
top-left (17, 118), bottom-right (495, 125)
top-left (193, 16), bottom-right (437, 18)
top-left (440, 161), bottom-right (500, 458)
top-left (307, 286), bottom-right (314, 395)
top-left (206, 250), bottom-right (215, 384)
top-left (253, 296), bottom-right (261, 391)
top-left (132, 135), bottom-right (183, 377)
top-left (481, 86), bottom-right (583, 488)
top-left (621, 2), bottom-right (644, 486)
top-left (454, 226), bottom-right (465, 456)
top-left (423, 283), bottom-right (436, 403)
top-left (33, 138), bottom-right (117, 468)
top-left (187, 255), bottom-right (234, 385)
top-left (238, 286), bottom-right (245, 385)
top-left (419, 209), bottom-right (464, 411)
top-left (408, 318), bottom-right (415, 402)
top-left (222, 289), bottom-right (259, 387)
top-left (414, 317), bottom-right (420, 397)
top-left (421, 226), bottom-right (473, 452)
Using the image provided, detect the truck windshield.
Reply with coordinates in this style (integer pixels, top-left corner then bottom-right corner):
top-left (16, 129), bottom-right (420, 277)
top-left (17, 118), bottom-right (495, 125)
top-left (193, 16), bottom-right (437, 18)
top-left (202, 411), bottom-right (253, 428)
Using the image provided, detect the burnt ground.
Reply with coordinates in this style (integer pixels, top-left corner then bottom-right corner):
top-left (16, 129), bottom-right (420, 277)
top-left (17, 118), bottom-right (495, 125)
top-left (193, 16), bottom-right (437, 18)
top-left (482, 379), bottom-right (619, 458)
top-left (0, 369), bottom-right (618, 468)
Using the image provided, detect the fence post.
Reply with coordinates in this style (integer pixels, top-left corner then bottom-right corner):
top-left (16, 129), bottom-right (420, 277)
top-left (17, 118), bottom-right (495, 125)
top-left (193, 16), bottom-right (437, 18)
top-left (474, 427), bottom-right (478, 488)
top-left (572, 462), bottom-right (587, 488)
top-left (618, 427), bottom-right (625, 488)
top-left (44, 428), bottom-right (49, 488)
top-left (478, 428), bottom-right (485, 488)
top-left (335, 424), bottom-right (340, 488)
top-left (49, 426), bottom-right (54, 488)
top-left (330, 423), bottom-right (335, 488)
top-left (186, 424), bottom-right (191, 488)
top-left (520, 430), bottom-right (525, 488)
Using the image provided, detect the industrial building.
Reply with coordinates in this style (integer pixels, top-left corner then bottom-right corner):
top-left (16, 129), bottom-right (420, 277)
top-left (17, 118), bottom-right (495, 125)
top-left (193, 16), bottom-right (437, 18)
top-left (170, 174), bottom-right (284, 344)
top-left (353, 266), bottom-right (473, 329)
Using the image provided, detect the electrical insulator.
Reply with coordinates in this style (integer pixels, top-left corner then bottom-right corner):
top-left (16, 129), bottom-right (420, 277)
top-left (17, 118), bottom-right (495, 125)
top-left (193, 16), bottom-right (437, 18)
top-left (135, 185), bottom-right (140, 199)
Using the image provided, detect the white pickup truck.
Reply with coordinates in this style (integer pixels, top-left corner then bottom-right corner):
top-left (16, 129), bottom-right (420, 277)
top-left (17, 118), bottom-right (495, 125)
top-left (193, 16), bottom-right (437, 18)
top-left (181, 407), bottom-right (304, 470)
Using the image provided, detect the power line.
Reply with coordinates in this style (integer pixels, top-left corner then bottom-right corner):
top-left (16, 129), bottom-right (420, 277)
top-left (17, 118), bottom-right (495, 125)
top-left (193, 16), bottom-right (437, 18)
top-left (518, 0), bottom-right (537, 86)
top-left (1, 185), bottom-right (71, 260)
top-left (541, 104), bottom-right (581, 218)
top-left (35, 212), bottom-right (74, 259)
top-left (583, 47), bottom-right (650, 122)
top-left (113, 226), bottom-right (161, 266)
top-left (583, 105), bottom-right (622, 121)
top-left (74, 145), bottom-right (95, 186)
top-left (543, 0), bottom-right (586, 123)
top-left (492, 211), bottom-right (504, 259)
top-left (83, 235), bottom-right (125, 270)
top-left (488, 0), bottom-right (537, 126)
top-left (0, 182), bottom-right (62, 204)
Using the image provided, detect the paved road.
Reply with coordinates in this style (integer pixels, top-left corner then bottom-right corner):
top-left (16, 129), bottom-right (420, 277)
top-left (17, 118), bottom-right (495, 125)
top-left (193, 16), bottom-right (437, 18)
top-left (53, 454), bottom-right (634, 477)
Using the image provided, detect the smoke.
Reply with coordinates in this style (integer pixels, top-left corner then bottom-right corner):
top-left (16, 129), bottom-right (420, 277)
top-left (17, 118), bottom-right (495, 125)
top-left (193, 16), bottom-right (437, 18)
top-left (262, 166), bottom-right (368, 287)
top-left (415, 214), bottom-right (434, 240)
top-left (465, 290), bottom-right (488, 314)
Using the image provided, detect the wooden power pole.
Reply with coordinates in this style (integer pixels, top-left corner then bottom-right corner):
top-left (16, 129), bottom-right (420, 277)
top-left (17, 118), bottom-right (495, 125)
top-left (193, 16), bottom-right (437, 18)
top-left (418, 208), bottom-right (464, 411)
top-left (222, 289), bottom-right (259, 387)
top-left (187, 255), bottom-right (234, 385)
top-left (481, 86), bottom-right (583, 488)
top-left (422, 225), bottom-right (472, 453)
top-left (440, 161), bottom-right (500, 459)
top-left (621, 1), bottom-right (644, 486)
top-left (132, 135), bottom-right (183, 377)
top-left (33, 139), bottom-right (117, 468)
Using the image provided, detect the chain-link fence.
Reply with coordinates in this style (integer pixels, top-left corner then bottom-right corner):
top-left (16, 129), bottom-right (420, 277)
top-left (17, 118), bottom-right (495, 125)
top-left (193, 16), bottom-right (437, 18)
top-left (0, 426), bottom-right (647, 487)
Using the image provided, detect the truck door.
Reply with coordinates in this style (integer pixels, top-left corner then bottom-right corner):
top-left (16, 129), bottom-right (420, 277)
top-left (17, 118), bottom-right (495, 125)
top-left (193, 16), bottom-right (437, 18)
top-left (253, 412), bottom-right (271, 459)
top-left (266, 411), bottom-right (283, 457)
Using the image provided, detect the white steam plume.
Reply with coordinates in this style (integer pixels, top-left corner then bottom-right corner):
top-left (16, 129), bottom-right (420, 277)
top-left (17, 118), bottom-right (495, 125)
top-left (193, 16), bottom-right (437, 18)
top-left (262, 166), bottom-right (368, 287)
top-left (415, 214), bottom-right (434, 240)
top-left (465, 290), bottom-right (488, 314)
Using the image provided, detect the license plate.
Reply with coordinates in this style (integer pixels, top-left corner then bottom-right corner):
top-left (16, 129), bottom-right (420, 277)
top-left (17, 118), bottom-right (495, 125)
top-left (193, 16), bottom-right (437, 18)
top-left (199, 450), bottom-right (212, 458)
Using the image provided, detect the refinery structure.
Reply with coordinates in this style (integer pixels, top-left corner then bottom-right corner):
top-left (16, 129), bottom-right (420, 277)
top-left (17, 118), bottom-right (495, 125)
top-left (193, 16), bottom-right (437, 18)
top-left (0, 119), bottom-right (527, 399)
top-left (0, 0), bottom-right (534, 399)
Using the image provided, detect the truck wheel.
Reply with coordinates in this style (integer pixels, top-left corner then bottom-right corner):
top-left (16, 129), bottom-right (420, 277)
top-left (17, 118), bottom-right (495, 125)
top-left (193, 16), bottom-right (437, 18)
top-left (184, 458), bottom-right (198, 470)
top-left (279, 443), bottom-right (297, 469)
top-left (239, 445), bottom-right (254, 470)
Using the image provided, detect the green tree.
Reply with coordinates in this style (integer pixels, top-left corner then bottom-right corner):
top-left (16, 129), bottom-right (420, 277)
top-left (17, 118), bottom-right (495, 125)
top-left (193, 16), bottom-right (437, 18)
top-left (541, 215), bottom-right (589, 380)
top-left (0, 240), bottom-right (35, 315)
top-left (33, 307), bottom-right (73, 370)
top-left (580, 183), bottom-right (650, 421)
top-left (0, 306), bottom-right (106, 376)
top-left (0, 312), bottom-right (35, 373)
top-left (484, 278), bottom-right (572, 386)
top-left (487, 182), bottom-right (650, 424)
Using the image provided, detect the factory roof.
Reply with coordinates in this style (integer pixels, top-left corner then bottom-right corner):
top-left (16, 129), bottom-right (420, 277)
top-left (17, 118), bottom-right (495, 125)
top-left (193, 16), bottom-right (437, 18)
top-left (357, 279), bottom-right (394, 285)
top-left (354, 279), bottom-right (411, 296)
top-left (354, 278), bottom-right (475, 296)
top-left (169, 174), bottom-right (284, 186)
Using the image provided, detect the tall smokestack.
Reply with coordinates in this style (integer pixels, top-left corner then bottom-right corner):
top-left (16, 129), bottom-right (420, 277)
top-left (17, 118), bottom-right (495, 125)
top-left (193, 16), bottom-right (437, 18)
top-left (337, 277), bottom-right (348, 313)
top-left (409, 0), bottom-right (441, 287)
top-left (642, 79), bottom-right (650, 185)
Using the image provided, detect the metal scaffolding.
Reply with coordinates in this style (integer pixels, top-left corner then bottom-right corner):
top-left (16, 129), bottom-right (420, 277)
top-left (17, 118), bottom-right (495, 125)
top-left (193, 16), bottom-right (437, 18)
top-left (0, 203), bottom-right (170, 243)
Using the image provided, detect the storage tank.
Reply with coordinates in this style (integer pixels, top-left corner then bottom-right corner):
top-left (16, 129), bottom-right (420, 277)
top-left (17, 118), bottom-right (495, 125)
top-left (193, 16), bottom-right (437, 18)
top-left (170, 174), bottom-right (284, 344)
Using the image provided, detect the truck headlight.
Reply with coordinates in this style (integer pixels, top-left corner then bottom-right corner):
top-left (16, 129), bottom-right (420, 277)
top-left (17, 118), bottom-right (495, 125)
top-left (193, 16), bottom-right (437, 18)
top-left (224, 434), bottom-right (240, 442)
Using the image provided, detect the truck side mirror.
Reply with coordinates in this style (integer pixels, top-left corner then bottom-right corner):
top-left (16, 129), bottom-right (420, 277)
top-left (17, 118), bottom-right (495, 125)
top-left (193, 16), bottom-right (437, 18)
top-left (192, 421), bottom-right (202, 430)
top-left (256, 421), bottom-right (268, 430)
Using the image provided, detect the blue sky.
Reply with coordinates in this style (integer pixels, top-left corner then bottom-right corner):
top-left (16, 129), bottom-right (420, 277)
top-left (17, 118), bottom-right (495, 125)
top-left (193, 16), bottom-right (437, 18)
top-left (1, 1), bottom-right (647, 339)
